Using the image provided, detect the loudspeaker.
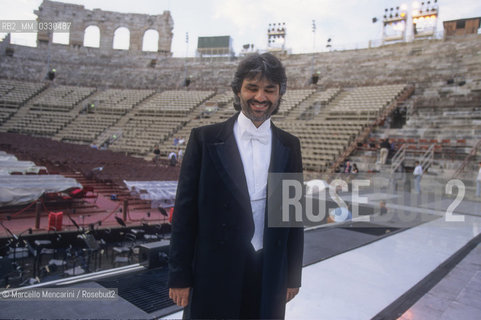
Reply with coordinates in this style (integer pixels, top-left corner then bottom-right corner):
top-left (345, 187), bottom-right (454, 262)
top-left (139, 240), bottom-right (170, 269)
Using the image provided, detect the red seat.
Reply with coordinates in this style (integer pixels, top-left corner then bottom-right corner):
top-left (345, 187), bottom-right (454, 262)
top-left (48, 211), bottom-right (63, 231)
top-left (419, 145), bottom-right (429, 150)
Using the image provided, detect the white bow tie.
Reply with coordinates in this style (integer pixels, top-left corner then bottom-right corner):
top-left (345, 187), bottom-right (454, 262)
top-left (241, 130), bottom-right (270, 145)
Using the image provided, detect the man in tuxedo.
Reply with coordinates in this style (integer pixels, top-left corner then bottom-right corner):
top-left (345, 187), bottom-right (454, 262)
top-left (168, 53), bottom-right (304, 319)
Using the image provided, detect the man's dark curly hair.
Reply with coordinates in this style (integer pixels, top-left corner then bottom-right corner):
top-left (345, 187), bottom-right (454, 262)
top-left (231, 53), bottom-right (287, 114)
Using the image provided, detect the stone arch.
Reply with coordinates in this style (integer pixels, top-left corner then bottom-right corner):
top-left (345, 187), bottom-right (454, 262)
top-left (113, 27), bottom-right (130, 50)
top-left (84, 25), bottom-right (100, 48)
top-left (142, 29), bottom-right (159, 52)
top-left (35, 0), bottom-right (173, 54)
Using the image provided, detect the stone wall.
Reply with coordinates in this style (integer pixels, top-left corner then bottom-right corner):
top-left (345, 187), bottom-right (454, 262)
top-left (35, 0), bottom-right (173, 54)
top-left (1, 30), bottom-right (480, 92)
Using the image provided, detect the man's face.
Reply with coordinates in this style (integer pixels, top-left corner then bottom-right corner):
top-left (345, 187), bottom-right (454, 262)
top-left (238, 74), bottom-right (281, 127)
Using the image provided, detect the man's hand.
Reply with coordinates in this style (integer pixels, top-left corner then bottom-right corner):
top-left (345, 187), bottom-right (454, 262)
top-left (286, 287), bottom-right (299, 303)
top-left (169, 287), bottom-right (191, 307)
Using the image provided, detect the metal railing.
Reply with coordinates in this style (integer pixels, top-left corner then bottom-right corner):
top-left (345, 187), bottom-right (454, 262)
top-left (391, 144), bottom-right (406, 174)
top-left (419, 144), bottom-right (435, 172)
top-left (451, 139), bottom-right (481, 179)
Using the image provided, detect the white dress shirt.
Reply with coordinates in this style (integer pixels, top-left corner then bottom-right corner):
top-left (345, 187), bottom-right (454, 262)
top-left (233, 112), bottom-right (272, 251)
top-left (413, 164), bottom-right (423, 176)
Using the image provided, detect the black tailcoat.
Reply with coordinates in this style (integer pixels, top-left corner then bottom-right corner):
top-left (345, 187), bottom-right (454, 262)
top-left (168, 113), bottom-right (304, 319)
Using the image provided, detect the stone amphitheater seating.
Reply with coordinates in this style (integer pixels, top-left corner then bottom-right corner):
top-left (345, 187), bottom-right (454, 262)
top-left (0, 79), bottom-right (46, 124)
top-left (58, 114), bottom-right (123, 144)
top-left (0, 77), bottom-right (412, 172)
top-left (31, 85), bottom-right (95, 111)
top-left (352, 82), bottom-right (481, 177)
top-left (327, 84), bottom-right (406, 119)
top-left (137, 90), bottom-right (214, 116)
top-left (109, 90), bottom-right (214, 155)
top-left (109, 116), bottom-right (186, 155)
top-left (276, 89), bottom-right (315, 116)
top-left (158, 91), bottom-right (235, 157)
top-left (88, 88), bottom-right (155, 115)
top-left (277, 85), bottom-right (409, 171)
top-left (1, 84), bottom-right (95, 137)
top-left (1, 35), bottom-right (481, 175)
top-left (8, 110), bottom-right (75, 136)
top-left (286, 88), bottom-right (341, 120)
top-left (56, 88), bottom-right (155, 144)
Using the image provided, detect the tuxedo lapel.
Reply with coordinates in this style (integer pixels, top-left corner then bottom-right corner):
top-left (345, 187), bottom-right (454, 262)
top-left (269, 123), bottom-right (289, 173)
top-left (207, 114), bottom-right (251, 210)
top-left (265, 123), bottom-right (292, 236)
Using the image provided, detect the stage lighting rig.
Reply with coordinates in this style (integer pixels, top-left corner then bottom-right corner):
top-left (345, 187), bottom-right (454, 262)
top-left (267, 22), bottom-right (286, 51)
top-left (382, 5), bottom-right (408, 43)
top-left (412, 0), bottom-right (439, 38)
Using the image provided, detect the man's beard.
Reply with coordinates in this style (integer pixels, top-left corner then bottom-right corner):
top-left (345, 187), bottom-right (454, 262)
top-left (240, 98), bottom-right (279, 123)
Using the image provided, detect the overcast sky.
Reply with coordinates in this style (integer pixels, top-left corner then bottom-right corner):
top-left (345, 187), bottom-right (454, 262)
top-left (1, 0), bottom-right (480, 56)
